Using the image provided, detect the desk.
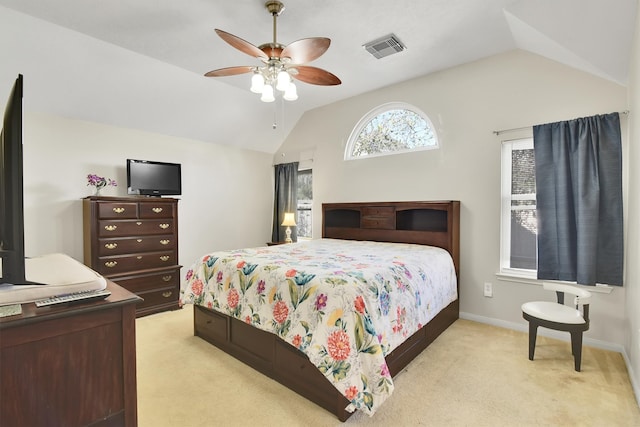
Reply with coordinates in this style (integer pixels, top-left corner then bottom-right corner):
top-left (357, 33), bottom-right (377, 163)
top-left (0, 280), bottom-right (141, 426)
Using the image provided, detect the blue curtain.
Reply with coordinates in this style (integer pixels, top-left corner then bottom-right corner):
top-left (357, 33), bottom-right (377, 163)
top-left (533, 113), bottom-right (623, 286)
top-left (272, 162), bottom-right (298, 243)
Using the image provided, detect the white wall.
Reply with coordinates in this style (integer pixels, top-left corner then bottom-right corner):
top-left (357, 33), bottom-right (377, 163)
top-left (21, 112), bottom-right (274, 276)
top-left (624, 4), bottom-right (640, 404)
top-left (275, 50), bottom-right (630, 346)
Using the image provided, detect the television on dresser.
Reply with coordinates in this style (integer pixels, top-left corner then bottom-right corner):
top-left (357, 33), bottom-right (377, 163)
top-left (126, 158), bottom-right (181, 196)
top-left (0, 74), bottom-right (27, 284)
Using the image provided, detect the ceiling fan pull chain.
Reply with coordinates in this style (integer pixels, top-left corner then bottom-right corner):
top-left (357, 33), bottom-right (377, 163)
top-left (273, 104), bottom-right (277, 130)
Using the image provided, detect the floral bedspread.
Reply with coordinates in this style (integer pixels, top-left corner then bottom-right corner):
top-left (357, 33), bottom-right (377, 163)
top-left (180, 239), bottom-right (457, 416)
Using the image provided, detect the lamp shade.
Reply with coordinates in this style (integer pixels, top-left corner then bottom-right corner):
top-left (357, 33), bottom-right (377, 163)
top-left (260, 84), bottom-right (275, 102)
top-left (276, 70), bottom-right (291, 92)
top-left (281, 212), bottom-right (297, 227)
top-left (250, 73), bottom-right (265, 93)
top-left (283, 82), bottom-right (298, 101)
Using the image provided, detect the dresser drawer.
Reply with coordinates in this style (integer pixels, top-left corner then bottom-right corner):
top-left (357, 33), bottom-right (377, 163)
top-left (98, 219), bottom-right (175, 237)
top-left (139, 203), bottom-right (174, 219)
top-left (98, 202), bottom-right (139, 219)
top-left (97, 251), bottom-right (176, 275)
top-left (111, 268), bottom-right (180, 293)
top-left (97, 235), bottom-right (175, 256)
top-left (137, 286), bottom-right (179, 312)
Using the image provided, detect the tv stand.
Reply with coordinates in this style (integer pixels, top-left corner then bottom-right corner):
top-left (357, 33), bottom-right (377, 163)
top-left (0, 280), bottom-right (141, 426)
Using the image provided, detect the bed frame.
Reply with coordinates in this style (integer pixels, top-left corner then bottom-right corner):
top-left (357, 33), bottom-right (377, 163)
top-left (193, 201), bottom-right (460, 421)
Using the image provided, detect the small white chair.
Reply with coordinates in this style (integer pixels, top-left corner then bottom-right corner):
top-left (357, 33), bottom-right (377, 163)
top-left (521, 282), bottom-right (592, 371)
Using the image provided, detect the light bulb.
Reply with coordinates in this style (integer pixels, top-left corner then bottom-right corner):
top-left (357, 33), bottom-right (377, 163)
top-left (276, 70), bottom-right (291, 92)
top-left (250, 73), bottom-right (264, 93)
top-left (260, 84), bottom-right (275, 102)
top-left (283, 82), bottom-right (298, 101)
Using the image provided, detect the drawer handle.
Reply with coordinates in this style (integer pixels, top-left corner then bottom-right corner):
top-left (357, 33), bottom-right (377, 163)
top-left (160, 239), bottom-right (170, 245)
top-left (162, 275), bottom-right (172, 282)
top-left (104, 261), bottom-right (117, 268)
top-left (162, 291), bottom-right (173, 298)
top-left (159, 223), bottom-right (170, 229)
top-left (160, 255), bottom-right (170, 262)
top-left (152, 207), bottom-right (163, 213)
top-left (112, 207), bottom-right (125, 214)
top-left (136, 221), bottom-right (142, 226)
top-left (104, 243), bottom-right (118, 250)
top-left (137, 239), bottom-right (143, 243)
top-left (137, 256), bottom-right (143, 260)
top-left (104, 225), bottom-right (117, 231)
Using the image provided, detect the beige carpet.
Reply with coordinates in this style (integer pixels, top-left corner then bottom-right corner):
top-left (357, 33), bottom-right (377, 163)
top-left (136, 305), bottom-right (640, 426)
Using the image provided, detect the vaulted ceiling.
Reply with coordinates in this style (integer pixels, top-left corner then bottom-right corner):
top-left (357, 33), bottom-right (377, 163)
top-left (0, 0), bottom-right (636, 153)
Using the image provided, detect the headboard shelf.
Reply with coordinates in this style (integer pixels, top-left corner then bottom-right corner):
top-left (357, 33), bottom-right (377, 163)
top-left (323, 208), bottom-right (361, 228)
top-left (396, 208), bottom-right (448, 232)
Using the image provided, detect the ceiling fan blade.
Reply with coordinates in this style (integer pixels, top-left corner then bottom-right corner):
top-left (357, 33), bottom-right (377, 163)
top-left (281, 37), bottom-right (331, 63)
top-left (292, 66), bottom-right (341, 86)
top-left (205, 66), bottom-right (254, 77)
top-left (215, 29), bottom-right (268, 60)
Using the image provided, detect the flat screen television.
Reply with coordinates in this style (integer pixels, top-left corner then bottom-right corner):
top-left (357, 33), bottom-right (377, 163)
top-left (0, 74), bottom-right (27, 284)
top-left (126, 159), bottom-right (181, 196)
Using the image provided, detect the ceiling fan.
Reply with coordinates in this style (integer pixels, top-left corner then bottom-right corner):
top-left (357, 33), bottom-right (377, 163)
top-left (204, 0), bottom-right (341, 102)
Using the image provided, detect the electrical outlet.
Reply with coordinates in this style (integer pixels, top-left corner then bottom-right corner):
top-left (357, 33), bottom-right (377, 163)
top-left (483, 282), bottom-right (493, 297)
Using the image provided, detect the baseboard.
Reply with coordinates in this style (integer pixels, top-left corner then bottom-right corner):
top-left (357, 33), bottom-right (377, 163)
top-left (459, 311), bottom-right (623, 352)
top-left (621, 348), bottom-right (640, 408)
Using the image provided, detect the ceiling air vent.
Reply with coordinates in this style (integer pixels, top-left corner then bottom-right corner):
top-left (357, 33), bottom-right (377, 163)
top-left (363, 33), bottom-right (406, 59)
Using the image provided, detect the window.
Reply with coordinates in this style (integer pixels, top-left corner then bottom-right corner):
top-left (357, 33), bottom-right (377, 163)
top-left (500, 138), bottom-right (537, 277)
top-left (296, 169), bottom-right (312, 239)
top-left (345, 102), bottom-right (438, 160)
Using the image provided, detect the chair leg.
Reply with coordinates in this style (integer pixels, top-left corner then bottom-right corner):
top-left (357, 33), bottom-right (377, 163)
top-left (570, 331), bottom-right (583, 372)
top-left (528, 321), bottom-right (538, 361)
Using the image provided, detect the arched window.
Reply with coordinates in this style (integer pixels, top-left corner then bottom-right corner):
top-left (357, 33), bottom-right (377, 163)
top-left (345, 102), bottom-right (439, 160)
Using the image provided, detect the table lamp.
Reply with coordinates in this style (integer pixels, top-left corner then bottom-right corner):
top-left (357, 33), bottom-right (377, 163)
top-left (281, 212), bottom-right (297, 243)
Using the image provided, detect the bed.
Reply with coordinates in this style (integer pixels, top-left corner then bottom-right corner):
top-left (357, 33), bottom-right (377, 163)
top-left (180, 201), bottom-right (460, 421)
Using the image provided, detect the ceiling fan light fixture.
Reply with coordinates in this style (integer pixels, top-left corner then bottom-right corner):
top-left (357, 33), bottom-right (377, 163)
top-left (276, 70), bottom-right (291, 91)
top-left (260, 84), bottom-right (275, 102)
top-left (283, 82), bottom-right (298, 101)
top-left (205, 0), bottom-right (340, 103)
top-left (250, 72), bottom-right (265, 93)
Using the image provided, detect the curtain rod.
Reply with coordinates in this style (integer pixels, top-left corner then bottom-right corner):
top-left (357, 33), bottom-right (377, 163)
top-left (493, 110), bottom-right (630, 136)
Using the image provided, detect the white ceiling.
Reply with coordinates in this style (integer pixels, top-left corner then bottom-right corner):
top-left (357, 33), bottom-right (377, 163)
top-left (0, 0), bottom-right (636, 153)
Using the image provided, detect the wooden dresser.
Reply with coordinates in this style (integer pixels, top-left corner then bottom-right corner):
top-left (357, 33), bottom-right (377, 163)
top-left (83, 196), bottom-right (181, 317)
top-left (0, 280), bottom-right (141, 427)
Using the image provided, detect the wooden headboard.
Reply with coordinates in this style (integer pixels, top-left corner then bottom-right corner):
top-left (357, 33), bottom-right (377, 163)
top-left (322, 201), bottom-right (460, 279)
